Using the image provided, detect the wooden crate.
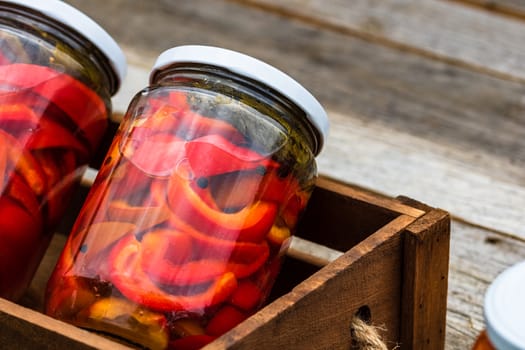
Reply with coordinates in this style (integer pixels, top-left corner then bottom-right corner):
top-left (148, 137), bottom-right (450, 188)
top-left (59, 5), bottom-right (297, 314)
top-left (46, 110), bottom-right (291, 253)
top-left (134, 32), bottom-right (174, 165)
top-left (0, 174), bottom-right (450, 350)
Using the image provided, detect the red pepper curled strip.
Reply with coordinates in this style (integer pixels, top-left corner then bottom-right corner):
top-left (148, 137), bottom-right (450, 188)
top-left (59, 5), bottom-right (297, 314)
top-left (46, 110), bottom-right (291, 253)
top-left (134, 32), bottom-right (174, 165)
top-left (26, 117), bottom-right (90, 158)
top-left (0, 103), bottom-right (39, 143)
top-left (109, 234), bottom-right (238, 312)
top-left (142, 237), bottom-right (269, 285)
top-left (0, 129), bottom-right (47, 195)
top-left (185, 134), bottom-right (278, 178)
top-left (167, 170), bottom-right (277, 243)
top-left (205, 305), bottom-right (248, 336)
top-left (122, 132), bottom-right (186, 177)
top-left (0, 63), bottom-right (107, 150)
top-left (138, 94), bottom-right (246, 144)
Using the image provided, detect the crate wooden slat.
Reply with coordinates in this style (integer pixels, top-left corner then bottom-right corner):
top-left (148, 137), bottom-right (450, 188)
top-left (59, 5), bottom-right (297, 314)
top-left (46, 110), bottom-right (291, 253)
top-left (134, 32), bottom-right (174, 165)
top-left (0, 175), bottom-right (450, 349)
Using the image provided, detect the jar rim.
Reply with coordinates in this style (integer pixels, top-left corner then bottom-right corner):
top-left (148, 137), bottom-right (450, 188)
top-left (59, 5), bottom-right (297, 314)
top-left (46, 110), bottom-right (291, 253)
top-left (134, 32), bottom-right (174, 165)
top-left (150, 45), bottom-right (329, 156)
top-left (1, 0), bottom-right (127, 94)
top-left (484, 260), bottom-right (525, 350)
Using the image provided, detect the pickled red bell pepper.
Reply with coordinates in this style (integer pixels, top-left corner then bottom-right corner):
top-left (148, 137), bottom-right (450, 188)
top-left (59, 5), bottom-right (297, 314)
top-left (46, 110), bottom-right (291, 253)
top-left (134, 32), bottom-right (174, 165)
top-left (44, 276), bottom-right (96, 320)
top-left (27, 117), bottom-right (89, 157)
top-left (71, 221), bottom-right (137, 278)
top-left (123, 132), bottom-right (186, 177)
top-left (205, 305), bottom-right (248, 336)
top-left (109, 234), bottom-right (238, 312)
top-left (0, 63), bottom-right (107, 149)
top-left (230, 280), bottom-right (263, 311)
top-left (142, 239), bottom-right (269, 285)
top-left (6, 174), bottom-right (42, 224)
top-left (167, 170), bottom-right (277, 242)
top-left (0, 103), bottom-right (39, 142)
top-left (0, 196), bottom-right (42, 296)
top-left (185, 134), bottom-right (277, 178)
top-left (0, 128), bottom-right (47, 195)
top-left (140, 228), bottom-right (194, 269)
top-left (141, 92), bottom-right (246, 143)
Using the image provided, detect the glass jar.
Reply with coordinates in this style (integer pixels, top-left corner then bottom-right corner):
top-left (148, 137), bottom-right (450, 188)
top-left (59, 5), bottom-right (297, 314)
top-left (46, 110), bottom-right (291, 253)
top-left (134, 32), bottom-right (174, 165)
top-left (472, 260), bottom-right (525, 350)
top-left (0, 0), bottom-right (126, 301)
top-left (45, 45), bottom-right (329, 349)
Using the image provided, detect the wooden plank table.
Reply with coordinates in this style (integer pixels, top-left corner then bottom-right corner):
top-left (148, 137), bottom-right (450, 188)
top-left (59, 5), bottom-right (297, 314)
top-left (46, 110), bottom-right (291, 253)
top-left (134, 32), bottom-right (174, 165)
top-left (31, 0), bottom-right (525, 348)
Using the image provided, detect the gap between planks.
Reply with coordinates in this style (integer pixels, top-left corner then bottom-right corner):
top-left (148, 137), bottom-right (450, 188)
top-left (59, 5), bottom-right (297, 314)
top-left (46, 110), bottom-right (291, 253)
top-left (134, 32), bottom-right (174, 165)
top-left (226, 0), bottom-right (525, 84)
top-left (446, 0), bottom-right (525, 21)
top-left (317, 110), bottom-right (525, 241)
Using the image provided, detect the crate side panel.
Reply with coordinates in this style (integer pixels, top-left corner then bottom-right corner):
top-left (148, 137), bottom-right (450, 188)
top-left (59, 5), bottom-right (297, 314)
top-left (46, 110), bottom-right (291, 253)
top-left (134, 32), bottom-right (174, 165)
top-left (207, 215), bottom-right (416, 350)
top-left (297, 186), bottom-right (399, 251)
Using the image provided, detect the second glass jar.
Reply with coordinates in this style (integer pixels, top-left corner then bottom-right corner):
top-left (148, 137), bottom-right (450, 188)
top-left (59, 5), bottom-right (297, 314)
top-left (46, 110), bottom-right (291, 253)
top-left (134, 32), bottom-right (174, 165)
top-left (0, 0), bottom-right (126, 301)
top-left (45, 45), bottom-right (329, 349)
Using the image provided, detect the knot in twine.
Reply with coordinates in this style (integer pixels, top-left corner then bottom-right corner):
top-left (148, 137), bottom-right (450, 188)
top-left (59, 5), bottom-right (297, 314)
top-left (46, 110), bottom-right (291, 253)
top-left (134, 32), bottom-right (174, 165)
top-left (350, 315), bottom-right (391, 350)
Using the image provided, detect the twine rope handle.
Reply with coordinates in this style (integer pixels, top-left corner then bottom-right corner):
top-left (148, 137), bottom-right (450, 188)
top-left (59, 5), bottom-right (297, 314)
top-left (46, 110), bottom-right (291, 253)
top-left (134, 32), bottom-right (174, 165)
top-left (350, 315), bottom-right (390, 350)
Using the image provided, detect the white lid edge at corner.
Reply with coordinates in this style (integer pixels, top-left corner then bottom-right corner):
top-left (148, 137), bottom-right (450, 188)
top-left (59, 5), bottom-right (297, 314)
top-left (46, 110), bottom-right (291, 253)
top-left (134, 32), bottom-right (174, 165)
top-left (150, 45), bottom-right (329, 155)
top-left (1, 0), bottom-right (127, 94)
top-left (484, 260), bottom-right (525, 350)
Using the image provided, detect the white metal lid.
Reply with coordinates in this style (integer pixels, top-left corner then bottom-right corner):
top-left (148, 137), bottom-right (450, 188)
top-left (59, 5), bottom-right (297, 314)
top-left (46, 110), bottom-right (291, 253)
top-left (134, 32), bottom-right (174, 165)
top-left (484, 260), bottom-right (525, 350)
top-left (150, 45), bottom-right (329, 155)
top-left (1, 0), bottom-right (127, 94)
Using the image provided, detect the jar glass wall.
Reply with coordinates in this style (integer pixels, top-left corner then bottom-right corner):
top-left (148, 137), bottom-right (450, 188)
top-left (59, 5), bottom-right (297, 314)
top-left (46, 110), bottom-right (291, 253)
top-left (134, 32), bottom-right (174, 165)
top-left (0, 0), bottom-right (125, 300)
top-left (45, 46), bottom-right (328, 349)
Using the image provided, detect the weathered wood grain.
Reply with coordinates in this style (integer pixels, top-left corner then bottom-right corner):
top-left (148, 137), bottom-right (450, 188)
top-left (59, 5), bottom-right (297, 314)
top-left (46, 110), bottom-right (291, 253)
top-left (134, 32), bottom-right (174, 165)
top-left (231, 0), bottom-right (525, 82)
top-left (319, 109), bottom-right (525, 239)
top-left (446, 220), bottom-right (525, 349)
top-left (207, 215), bottom-right (417, 350)
top-left (64, 0), bottom-right (525, 172)
top-left (0, 297), bottom-right (134, 350)
top-left (399, 201), bottom-right (450, 350)
top-left (450, 0), bottom-right (525, 19)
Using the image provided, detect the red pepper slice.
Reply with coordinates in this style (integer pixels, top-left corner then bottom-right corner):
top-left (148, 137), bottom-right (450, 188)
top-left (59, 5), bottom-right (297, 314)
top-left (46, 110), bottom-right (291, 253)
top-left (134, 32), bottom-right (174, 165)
top-left (0, 196), bottom-right (42, 298)
top-left (144, 91), bottom-right (246, 142)
top-left (177, 110), bottom-right (246, 144)
top-left (36, 150), bottom-right (79, 227)
top-left (6, 173), bottom-right (42, 224)
top-left (230, 280), bottom-right (263, 311)
top-left (140, 228), bottom-right (194, 269)
top-left (123, 132), bottom-right (186, 177)
top-left (27, 117), bottom-right (90, 158)
top-left (0, 196), bottom-right (41, 248)
top-left (205, 305), bottom-right (248, 336)
top-left (143, 241), bottom-right (269, 286)
top-left (185, 134), bottom-right (276, 178)
top-left (44, 276), bottom-right (96, 320)
top-left (0, 103), bottom-right (39, 142)
top-left (110, 161), bottom-right (153, 201)
top-left (187, 226), bottom-right (271, 262)
top-left (59, 149), bottom-right (78, 179)
top-left (167, 171), bottom-right (277, 242)
top-left (135, 102), bottom-right (188, 137)
top-left (207, 170), bottom-right (263, 211)
top-left (256, 169), bottom-right (295, 203)
top-left (0, 64), bottom-right (107, 150)
top-left (107, 199), bottom-right (171, 230)
top-left (71, 221), bottom-right (137, 279)
top-left (0, 129), bottom-right (47, 195)
top-left (109, 234), bottom-right (238, 312)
